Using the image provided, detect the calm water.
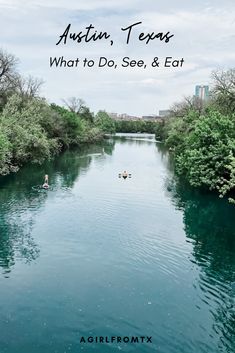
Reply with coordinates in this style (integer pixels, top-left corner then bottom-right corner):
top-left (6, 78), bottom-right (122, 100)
top-left (0, 134), bottom-right (234, 353)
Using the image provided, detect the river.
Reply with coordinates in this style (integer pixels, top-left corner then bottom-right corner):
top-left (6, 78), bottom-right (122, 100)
top-left (0, 134), bottom-right (234, 353)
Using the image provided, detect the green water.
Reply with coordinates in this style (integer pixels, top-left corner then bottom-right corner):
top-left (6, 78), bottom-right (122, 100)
top-left (0, 134), bottom-right (234, 353)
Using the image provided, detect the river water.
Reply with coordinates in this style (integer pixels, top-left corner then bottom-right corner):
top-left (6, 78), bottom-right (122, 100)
top-left (0, 134), bottom-right (234, 353)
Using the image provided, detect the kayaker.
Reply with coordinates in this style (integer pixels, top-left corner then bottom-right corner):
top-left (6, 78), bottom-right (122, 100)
top-left (122, 171), bottom-right (128, 179)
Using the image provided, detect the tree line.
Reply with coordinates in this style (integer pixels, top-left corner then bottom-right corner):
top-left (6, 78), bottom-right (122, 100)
top-left (0, 49), bottom-right (115, 175)
top-left (1, 48), bottom-right (235, 202)
top-left (111, 68), bottom-right (235, 202)
top-left (114, 119), bottom-right (158, 133)
top-left (155, 69), bottom-right (235, 202)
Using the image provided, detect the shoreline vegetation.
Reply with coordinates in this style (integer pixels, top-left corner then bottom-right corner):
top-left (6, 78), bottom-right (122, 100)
top-left (1, 48), bottom-right (235, 202)
top-left (154, 68), bottom-right (235, 203)
top-left (114, 68), bottom-right (235, 203)
top-left (0, 49), bottom-right (115, 176)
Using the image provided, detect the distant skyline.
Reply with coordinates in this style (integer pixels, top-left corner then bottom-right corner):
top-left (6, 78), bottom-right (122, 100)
top-left (1, 0), bottom-right (235, 115)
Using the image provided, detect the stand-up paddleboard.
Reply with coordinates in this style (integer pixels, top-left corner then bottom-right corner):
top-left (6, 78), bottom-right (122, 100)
top-left (32, 184), bottom-right (50, 192)
top-left (42, 174), bottom-right (49, 189)
top-left (32, 174), bottom-right (50, 192)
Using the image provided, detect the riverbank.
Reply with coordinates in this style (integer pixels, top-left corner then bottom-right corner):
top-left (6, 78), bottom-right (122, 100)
top-left (157, 70), bottom-right (235, 202)
top-left (0, 49), bottom-right (117, 177)
top-left (155, 109), bottom-right (235, 203)
top-left (116, 69), bottom-right (235, 202)
top-left (0, 95), bottom-right (107, 176)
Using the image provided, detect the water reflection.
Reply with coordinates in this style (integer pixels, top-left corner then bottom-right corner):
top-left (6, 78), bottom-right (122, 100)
top-left (156, 142), bottom-right (175, 172)
top-left (166, 177), bottom-right (235, 352)
top-left (114, 134), bottom-right (156, 146)
top-left (0, 134), bottom-right (234, 353)
top-left (0, 140), bottom-right (115, 276)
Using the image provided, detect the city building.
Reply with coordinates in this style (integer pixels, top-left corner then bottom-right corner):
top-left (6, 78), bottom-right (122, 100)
top-left (195, 85), bottom-right (210, 100)
top-left (109, 112), bottom-right (118, 120)
top-left (142, 115), bottom-right (160, 121)
top-left (108, 112), bottom-right (141, 120)
top-left (159, 110), bottom-right (171, 117)
top-left (109, 113), bottom-right (163, 121)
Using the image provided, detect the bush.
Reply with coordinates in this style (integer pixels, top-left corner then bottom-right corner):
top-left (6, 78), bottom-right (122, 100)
top-left (0, 94), bottom-right (60, 170)
top-left (175, 110), bottom-right (235, 198)
top-left (95, 111), bottom-right (115, 134)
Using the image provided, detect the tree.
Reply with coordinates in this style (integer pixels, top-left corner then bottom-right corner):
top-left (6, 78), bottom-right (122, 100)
top-left (0, 130), bottom-right (12, 174)
top-left (16, 75), bottom-right (44, 99)
top-left (62, 97), bottom-right (85, 114)
top-left (0, 49), bottom-right (19, 110)
top-left (50, 104), bottom-right (84, 146)
top-left (0, 48), bottom-right (106, 176)
top-left (79, 105), bottom-right (94, 123)
top-left (176, 109), bottom-right (235, 198)
top-left (95, 111), bottom-right (115, 134)
top-left (0, 49), bottom-right (18, 88)
top-left (0, 94), bottom-right (59, 169)
top-left (211, 69), bottom-right (235, 114)
top-left (170, 95), bottom-right (207, 118)
top-left (62, 97), bottom-right (94, 123)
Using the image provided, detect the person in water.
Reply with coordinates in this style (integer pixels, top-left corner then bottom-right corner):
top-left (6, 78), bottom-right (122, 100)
top-left (42, 174), bottom-right (49, 189)
top-left (122, 171), bottom-right (128, 179)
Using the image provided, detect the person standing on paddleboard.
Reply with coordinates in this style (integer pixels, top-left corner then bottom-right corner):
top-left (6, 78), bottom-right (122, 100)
top-left (43, 174), bottom-right (49, 189)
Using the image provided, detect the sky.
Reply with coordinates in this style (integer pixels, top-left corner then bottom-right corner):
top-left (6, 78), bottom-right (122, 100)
top-left (0, 0), bottom-right (235, 116)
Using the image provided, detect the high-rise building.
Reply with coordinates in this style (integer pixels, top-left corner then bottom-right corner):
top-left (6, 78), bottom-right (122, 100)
top-left (195, 85), bottom-right (209, 100)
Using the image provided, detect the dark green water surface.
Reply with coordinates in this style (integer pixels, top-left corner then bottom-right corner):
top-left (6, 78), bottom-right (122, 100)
top-left (0, 134), bottom-right (234, 353)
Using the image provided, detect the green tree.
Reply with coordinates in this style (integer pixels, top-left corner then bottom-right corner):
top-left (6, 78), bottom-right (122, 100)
top-left (0, 131), bottom-right (12, 174)
top-left (176, 110), bottom-right (235, 198)
top-left (95, 111), bottom-right (115, 134)
top-left (79, 105), bottom-right (94, 124)
top-left (0, 94), bottom-right (59, 169)
top-left (51, 104), bottom-right (84, 146)
top-left (211, 69), bottom-right (235, 115)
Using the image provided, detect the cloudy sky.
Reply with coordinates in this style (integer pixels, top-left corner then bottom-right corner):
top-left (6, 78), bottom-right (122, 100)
top-left (1, 0), bottom-right (235, 116)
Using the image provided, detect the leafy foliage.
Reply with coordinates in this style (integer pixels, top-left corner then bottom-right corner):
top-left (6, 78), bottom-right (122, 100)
top-left (0, 49), bottom-right (108, 175)
top-left (176, 110), bottom-right (235, 197)
top-left (95, 111), bottom-right (115, 134)
top-left (115, 119), bottom-right (158, 133)
top-left (0, 130), bottom-right (11, 174)
top-left (0, 95), bottom-right (59, 172)
top-left (157, 68), bottom-right (235, 202)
